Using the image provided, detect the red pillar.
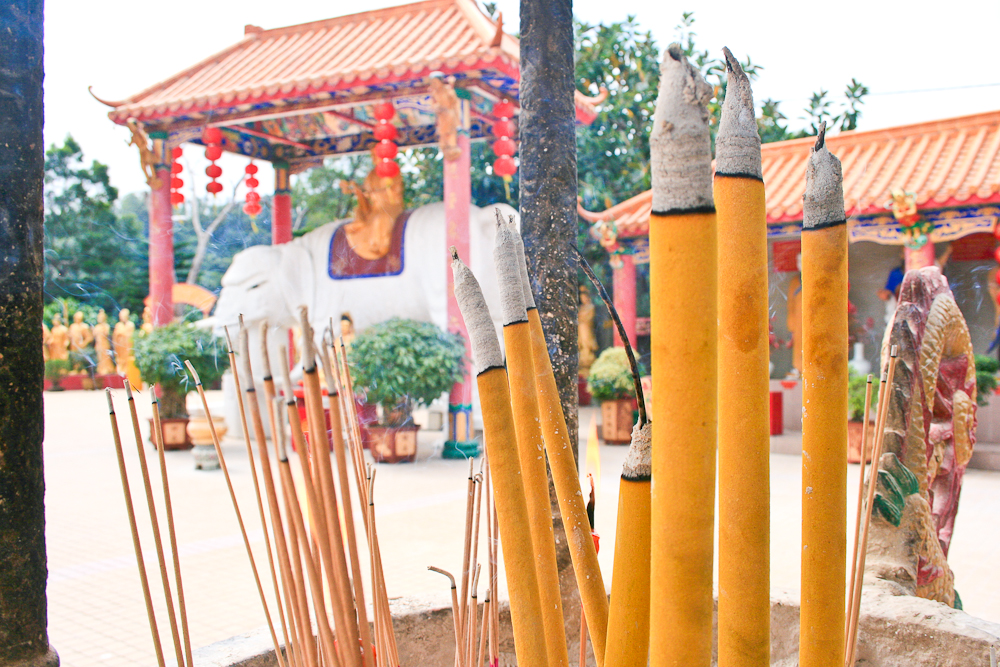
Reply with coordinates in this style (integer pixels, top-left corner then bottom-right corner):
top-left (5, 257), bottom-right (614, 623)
top-left (905, 240), bottom-right (935, 271)
top-left (272, 160), bottom-right (292, 245)
top-left (613, 253), bottom-right (637, 348)
top-left (446, 132), bottom-right (474, 447)
top-left (148, 132), bottom-right (174, 326)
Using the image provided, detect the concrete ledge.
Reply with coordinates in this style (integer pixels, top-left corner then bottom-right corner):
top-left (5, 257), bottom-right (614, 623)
top-left (191, 589), bottom-right (1000, 666)
top-left (970, 443), bottom-right (1000, 471)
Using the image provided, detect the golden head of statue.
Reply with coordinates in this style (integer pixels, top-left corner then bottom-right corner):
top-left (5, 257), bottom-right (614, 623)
top-left (340, 169), bottom-right (405, 260)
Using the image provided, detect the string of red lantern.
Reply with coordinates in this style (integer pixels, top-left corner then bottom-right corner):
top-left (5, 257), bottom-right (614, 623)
top-left (373, 102), bottom-right (400, 178)
top-left (202, 127), bottom-right (223, 195)
top-left (244, 161), bottom-right (262, 218)
top-left (170, 146), bottom-right (185, 207)
top-left (993, 224), bottom-right (1000, 307)
top-left (492, 99), bottom-right (517, 179)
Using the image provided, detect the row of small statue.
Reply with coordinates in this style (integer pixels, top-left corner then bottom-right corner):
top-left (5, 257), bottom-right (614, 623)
top-left (43, 307), bottom-right (152, 376)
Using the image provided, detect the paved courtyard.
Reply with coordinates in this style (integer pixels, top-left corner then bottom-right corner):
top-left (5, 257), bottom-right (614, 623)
top-left (43, 390), bottom-right (1000, 667)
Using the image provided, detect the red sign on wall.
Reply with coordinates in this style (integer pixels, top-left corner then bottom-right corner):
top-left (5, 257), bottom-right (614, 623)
top-left (773, 240), bottom-right (801, 272)
top-left (949, 233), bottom-right (996, 261)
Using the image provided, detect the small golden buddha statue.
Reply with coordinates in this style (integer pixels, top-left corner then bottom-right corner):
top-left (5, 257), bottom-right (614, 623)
top-left (578, 286), bottom-right (598, 377)
top-left (94, 309), bottom-right (115, 375)
top-left (141, 306), bottom-right (154, 335)
top-left (48, 314), bottom-right (70, 361)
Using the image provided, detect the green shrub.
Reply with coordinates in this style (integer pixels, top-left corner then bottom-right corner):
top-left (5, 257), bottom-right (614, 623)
top-left (587, 347), bottom-right (635, 402)
top-left (848, 368), bottom-right (877, 421)
top-left (348, 319), bottom-right (466, 427)
top-left (975, 354), bottom-right (998, 407)
top-left (134, 322), bottom-right (226, 418)
top-left (44, 358), bottom-right (71, 385)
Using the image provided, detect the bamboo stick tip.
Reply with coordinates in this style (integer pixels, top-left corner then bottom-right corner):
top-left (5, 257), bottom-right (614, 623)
top-left (803, 124), bottom-right (845, 229)
top-left (123, 377), bottom-right (134, 400)
top-left (815, 121), bottom-right (827, 150)
top-left (105, 388), bottom-right (115, 413)
top-left (223, 326), bottom-right (234, 354)
top-left (150, 391), bottom-right (158, 405)
top-left (890, 344), bottom-right (898, 357)
top-left (238, 326), bottom-right (256, 386)
top-left (184, 359), bottom-right (202, 385)
top-left (651, 43), bottom-right (714, 212)
top-left (716, 46), bottom-right (762, 179)
top-left (867, 374), bottom-right (874, 384)
top-left (450, 245), bottom-right (459, 261)
top-left (259, 322), bottom-right (272, 378)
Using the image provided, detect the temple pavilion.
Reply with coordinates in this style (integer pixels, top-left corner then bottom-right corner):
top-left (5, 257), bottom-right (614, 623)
top-left (97, 0), bottom-right (602, 446)
top-left (579, 110), bottom-right (1000, 381)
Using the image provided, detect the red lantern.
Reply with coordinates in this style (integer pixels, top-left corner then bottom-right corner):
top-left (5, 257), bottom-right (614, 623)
top-left (374, 140), bottom-right (398, 160)
top-left (374, 123), bottom-right (398, 142)
top-left (169, 146), bottom-right (184, 208)
top-left (206, 181), bottom-right (223, 194)
top-left (493, 100), bottom-right (515, 119)
top-left (203, 127), bottom-right (222, 144)
top-left (494, 155), bottom-right (516, 177)
top-left (205, 145), bottom-right (223, 161)
top-left (243, 202), bottom-right (263, 217)
top-left (243, 160), bottom-right (261, 219)
top-left (246, 191), bottom-right (261, 204)
top-left (171, 192), bottom-right (185, 205)
top-left (245, 177), bottom-right (259, 189)
top-left (375, 159), bottom-right (400, 178)
top-left (206, 164), bottom-right (222, 179)
top-left (493, 137), bottom-right (516, 157)
top-left (171, 146), bottom-right (183, 160)
top-left (492, 119), bottom-right (515, 139)
top-left (374, 102), bottom-right (395, 121)
top-left (171, 162), bottom-right (183, 174)
top-left (171, 177), bottom-right (183, 190)
top-left (245, 163), bottom-right (258, 175)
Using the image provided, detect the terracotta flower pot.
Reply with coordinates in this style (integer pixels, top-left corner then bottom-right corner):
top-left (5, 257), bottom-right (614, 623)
top-left (149, 417), bottom-right (192, 450)
top-left (847, 420), bottom-right (874, 464)
top-left (365, 425), bottom-right (420, 463)
top-left (600, 398), bottom-right (637, 445)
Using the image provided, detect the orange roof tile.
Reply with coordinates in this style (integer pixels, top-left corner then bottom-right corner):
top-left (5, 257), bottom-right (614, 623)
top-left (578, 110), bottom-right (1000, 236)
top-left (109, 0), bottom-right (518, 125)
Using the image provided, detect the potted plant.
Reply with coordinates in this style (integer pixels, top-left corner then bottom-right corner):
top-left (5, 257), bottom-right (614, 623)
top-left (974, 354), bottom-right (998, 406)
top-left (44, 358), bottom-right (71, 391)
top-left (134, 321), bottom-right (226, 450)
top-left (848, 369), bottom-right (877, 463)
top-left (348, 318), bottom-right (465, 463)
top-left (587, 347), bottom-right (638, 444)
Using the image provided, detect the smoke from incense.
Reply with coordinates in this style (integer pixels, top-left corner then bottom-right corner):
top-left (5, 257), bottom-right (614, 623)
top-left (715, 47), bottom-right (762, 180)
top-left (451, 247), bottom-right (504, 374)
top-left (803, 123), bottom-right (845, 229)
top-left (650, 43), bottom-right (714, 213)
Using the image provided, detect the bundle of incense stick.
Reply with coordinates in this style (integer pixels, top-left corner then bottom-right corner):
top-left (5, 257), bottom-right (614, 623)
top-left (428, 454), bottom-right (500, 667)
top-left (106, 309), bottom-right (407, 667)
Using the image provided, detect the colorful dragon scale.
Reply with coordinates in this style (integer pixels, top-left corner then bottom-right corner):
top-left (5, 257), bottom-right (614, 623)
top-left (869, 266), bottom-right (976, 608)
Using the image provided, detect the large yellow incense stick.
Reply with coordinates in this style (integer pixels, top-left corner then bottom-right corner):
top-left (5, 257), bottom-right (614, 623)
top-left (506, 215), bottom-right (609, 664)
top-left (106, 390), bottom-right (166, 667)
top-left (604, 424), bottom-right (652, 667)
top-left (715, 48), bottom-right (770, 667)
top-left (451, 248), bottom-right (549, 667)
top-left (799, 123), bottom-right (848, 667)
top-left (648, 44), bottom-right (718, 667)
top-left (494, 222), bottom-right (569, 667)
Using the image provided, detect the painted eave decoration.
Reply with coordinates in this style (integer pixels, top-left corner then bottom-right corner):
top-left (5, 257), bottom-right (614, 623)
top-left (579, 110), bottom-right (1000, 245)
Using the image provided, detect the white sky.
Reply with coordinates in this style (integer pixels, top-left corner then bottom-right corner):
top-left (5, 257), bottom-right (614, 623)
top-left (45, 0), bottom-right (1000, 199)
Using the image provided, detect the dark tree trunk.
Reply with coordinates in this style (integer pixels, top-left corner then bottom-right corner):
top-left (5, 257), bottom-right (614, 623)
top-left (0, 2), bottom-right (58, 665)
top-left (519, 0), bottom-right (583, 652)
top-left (519, 0), bottom-right (579, 459)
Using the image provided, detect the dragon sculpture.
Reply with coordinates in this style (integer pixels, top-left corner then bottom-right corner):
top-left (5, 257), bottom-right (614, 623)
top-left (868, 266), bottom-right (976, 608)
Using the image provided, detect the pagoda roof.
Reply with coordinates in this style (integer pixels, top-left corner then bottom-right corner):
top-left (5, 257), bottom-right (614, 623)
top-left (101, 0), bottom-right (603, 170)
top-left (579, 110), bottom-right (1000, 242)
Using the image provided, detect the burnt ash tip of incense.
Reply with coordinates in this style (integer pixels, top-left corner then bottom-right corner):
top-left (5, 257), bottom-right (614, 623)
top-left (815, 121), bottom-right (827, 151)
top-left (716, 46), bottom-right (762, 180)
top-left (803, 124), bottom-right (845, 230)
top-left (452, 256), bottom-right (503, 375)
top-left (105, 388), bottom-right (115, 413)
top-left (449, 245), bottom-right (459, 261)
top-left (622, 422), bottom-right (653, 479)
top-left (494, 222), bottom-right (527, 325)
top-left (651, 41), bottom-right (714, 212)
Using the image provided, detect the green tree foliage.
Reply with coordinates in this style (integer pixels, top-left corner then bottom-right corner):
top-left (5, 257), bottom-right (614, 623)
top-left (44, 136), bottom-right (149, 314)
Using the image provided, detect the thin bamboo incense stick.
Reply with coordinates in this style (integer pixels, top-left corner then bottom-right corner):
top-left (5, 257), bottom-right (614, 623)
top-left (273, 386), bottom-right (341, 667)
top-left (451, 248), bottom-right (549, 667)
top-left (507, 215), bottom-right (610, 665)
top-left (318, 327), bottom-right (376, 667)
top-left (715, 47), bottom-right (771, 667)
top-left (459, 458), bottom-right (476, 643)
top-left (123, 381), bottom-right (185, 667)
top-left (845, 351), bottom-right (898, 667)
top-left (298, 310), bottom-right (363, 667)
top-left (150, 393), bottom-right (193, 667)
top-left (467, 565), bottom-right (482, 667)
top-left (478, 589), bottom-right (491, 667)
top-left (183, 361), bottom-right (286, 667)
top-left (228, 324), bottom-right (295, 667)
top-left (648, 43), bottom-right (718, 667)
top-left (367, 467), bottom-right (400, 667)
top-left (845, 374), bottom-right (874, 652)
top-left (239, 324), bottom-right (308, 667)
top-left (468, 470), bottom-right (484, 638)
top-left (429, 566), bottom-right (463, 661)
top-left (799, 123), bottom-right (850, 667)
top-left (106, 389), bottom-right (166, 667)
top-left (260, 329), bottom-right (313, 667)
top-left (493, 221), bottom-right (569, 667)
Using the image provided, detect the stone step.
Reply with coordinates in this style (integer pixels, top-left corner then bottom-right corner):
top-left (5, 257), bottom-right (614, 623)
top-left (970, 442), bottom-right (1000, 472)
